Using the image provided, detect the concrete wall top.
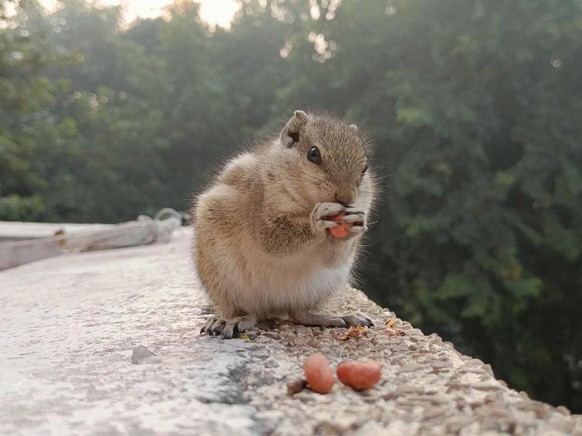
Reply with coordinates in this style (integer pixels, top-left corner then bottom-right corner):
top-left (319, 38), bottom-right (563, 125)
top-left (1, 229), bottom-right (580, 435)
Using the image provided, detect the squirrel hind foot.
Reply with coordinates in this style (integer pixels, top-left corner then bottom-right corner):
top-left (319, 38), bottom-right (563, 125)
top-left (200, 315), bottom-right (258, 339)
top-left (199, 316), bottom-right (223, 335)
top-left (341, 312), bottom-right (374, 328)
top-left (290, 311), bottom-right (374, 328)
top-left (290, 311), bottom-right (347, 328)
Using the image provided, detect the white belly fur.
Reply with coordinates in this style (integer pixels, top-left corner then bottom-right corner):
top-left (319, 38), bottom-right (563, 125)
top-left (223, 248), bottom-right (351, 318)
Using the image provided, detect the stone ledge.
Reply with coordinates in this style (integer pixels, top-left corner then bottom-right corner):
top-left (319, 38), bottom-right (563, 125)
top-left (0, 229), bottom-right (580, 435)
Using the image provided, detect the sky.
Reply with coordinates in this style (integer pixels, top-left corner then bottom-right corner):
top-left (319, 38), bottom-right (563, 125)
top-left (39, 0), bottom-right (241, 27)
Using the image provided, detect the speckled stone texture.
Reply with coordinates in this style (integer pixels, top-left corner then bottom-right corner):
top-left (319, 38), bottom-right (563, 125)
top-left (1, 229), bottom-right (580, 435)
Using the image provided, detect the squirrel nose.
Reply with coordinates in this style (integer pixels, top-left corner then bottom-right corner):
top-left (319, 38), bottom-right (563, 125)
top-left (335, 189), bottom-right (356, 206)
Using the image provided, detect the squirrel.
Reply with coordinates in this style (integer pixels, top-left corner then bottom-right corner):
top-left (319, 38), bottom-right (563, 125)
top-left (193, 110), bottom-right (377, 338)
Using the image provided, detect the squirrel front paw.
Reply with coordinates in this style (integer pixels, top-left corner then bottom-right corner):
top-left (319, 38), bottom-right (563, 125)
top-left (342, 206), bottom-right (368, 235)
top-left (311, 202), bottom-right (345, 231)
top-left (312, 203), bottom-right (368, 237)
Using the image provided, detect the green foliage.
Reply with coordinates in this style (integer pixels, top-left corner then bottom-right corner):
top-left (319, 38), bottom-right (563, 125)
top-left (1, 0), bottom-right (581, 412)
top-left (0, 0), bottom-right (81, 221)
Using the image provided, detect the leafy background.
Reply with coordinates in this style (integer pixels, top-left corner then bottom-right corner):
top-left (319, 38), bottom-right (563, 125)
top-left (1, 0), bottom-right (581, 412)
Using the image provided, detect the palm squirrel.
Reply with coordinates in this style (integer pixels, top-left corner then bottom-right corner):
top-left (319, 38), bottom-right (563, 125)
top-left (193, 110), bottom-right (377, 338)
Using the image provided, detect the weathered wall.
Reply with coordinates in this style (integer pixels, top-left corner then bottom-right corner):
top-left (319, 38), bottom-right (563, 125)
top-left (0, 229), bottom-right (580, 435)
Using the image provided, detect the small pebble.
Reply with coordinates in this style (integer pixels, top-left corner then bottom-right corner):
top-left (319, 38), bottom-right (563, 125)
top-left (131, 345), bottom-right (156, 364)
top-left (287, 379), bottom-right (308, 395)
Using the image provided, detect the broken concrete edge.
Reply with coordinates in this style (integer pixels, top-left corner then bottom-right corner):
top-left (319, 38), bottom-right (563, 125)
top-left (0, 218), bottom-right (180, 271)
top-left (0, 220), bottom-right (115, 239)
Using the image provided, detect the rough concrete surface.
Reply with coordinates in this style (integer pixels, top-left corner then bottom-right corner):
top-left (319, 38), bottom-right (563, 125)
top-left (1, 229), bottom-right (580, 435)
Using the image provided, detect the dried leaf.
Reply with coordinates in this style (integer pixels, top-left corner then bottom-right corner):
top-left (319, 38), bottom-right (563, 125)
top-left (337, 325), bottom-right (369, 341)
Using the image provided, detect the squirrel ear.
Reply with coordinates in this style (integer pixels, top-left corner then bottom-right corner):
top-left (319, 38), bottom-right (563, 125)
top-left (348, 124), bottom-right (358, 133)
top-left (281, 110), bottom-right (309, 147)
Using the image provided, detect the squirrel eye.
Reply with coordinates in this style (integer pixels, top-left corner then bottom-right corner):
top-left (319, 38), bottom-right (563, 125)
top-left (307, 146), bottom-right (322, 165)
top-left (362, 164), bottom-right (368, 174)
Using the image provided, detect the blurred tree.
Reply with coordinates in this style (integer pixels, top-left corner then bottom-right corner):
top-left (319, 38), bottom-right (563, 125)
top-left (151, 1), bottom-right (234, 206)
top-left (0, 0), bottom-right (81, 221)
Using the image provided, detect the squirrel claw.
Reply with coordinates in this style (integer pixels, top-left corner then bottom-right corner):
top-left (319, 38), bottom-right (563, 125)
top-left (200, 317), bottom-right (229, 336)
top-left (321, 220), bottom-right (339, 228)
top-left (341, 313), bottom-right (375, 327)
top-left (200, 316), bottom-right (218, 334)
top-left (200, 315), bottom-right (257, 339)
top-left (340, 213), bottom-right (365, 224)
top-left (344, 206), bottom-right (366, 215)
top-left (312, 202), bottom-right (345, 220)
top-left (211, 320), bottom-right (227, 335)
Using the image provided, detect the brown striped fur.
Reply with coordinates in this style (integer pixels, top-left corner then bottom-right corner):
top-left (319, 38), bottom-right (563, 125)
top-left (192, 111), bottom-right (377, 338)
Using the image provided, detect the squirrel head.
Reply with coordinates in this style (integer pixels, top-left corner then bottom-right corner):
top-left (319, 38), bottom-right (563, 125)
top-left (274, 110), bottom-right (374, 208)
